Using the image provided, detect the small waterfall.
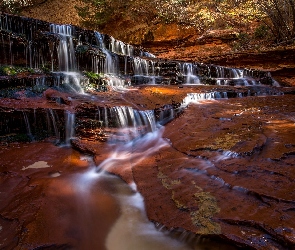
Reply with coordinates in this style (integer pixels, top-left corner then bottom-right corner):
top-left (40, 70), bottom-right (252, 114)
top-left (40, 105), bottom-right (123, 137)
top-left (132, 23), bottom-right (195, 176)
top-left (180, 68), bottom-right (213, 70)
top-left (126, 44), bottom-right (134, 57)
top-left (204, 65), bottom-right (267, 87)
top-left (132, 57), bottom-right (149, 76)
top-left (52, 72), bottom-right (85, 94)
top-left (157, 105), bottom-right (175, 125)
top-left (50, 24), bottom-right (86, 94)
top-left (105, 53), bottom-right (119, 74)
top-left (94, 31), bottom-right (122, 88)
top-left (95, 31), bottom-right (119, 74)
top-left (48, 108), bottom-right (60, 143)
top-left (22, 111), bottom-right (33, 140)
top-left (50, 24), bottom-right (76, 72)
top-left (182, 92), bottom-right (228, 106)
top-left (155, 91), bottom-right (229, 125)
top-left (92, 106), bottom-right (158, 142)
top-left (181, 62), bottom-right (200, 84)
top-left (131, 57), bottom-right (158, 84)
top-left (65, 110), bottom-right (75, 145)
top-left (110, 36), bottom-right (134, 56)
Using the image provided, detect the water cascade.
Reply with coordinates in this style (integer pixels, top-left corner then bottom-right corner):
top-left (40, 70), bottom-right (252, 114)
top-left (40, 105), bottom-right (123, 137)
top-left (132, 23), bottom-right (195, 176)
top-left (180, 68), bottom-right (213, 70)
top-left (0, 12), bottom-right (278, 94)
top-left (181, 62), bottom-right (200, 84)
top-left (109, 36), bottom-right (134, 57)
top-left (50, 24), bottom-right (76, 72)
top-left (65, 110), bottom-right (75, 145)
top-left (50, 24), bottom-right (85, 94)
top-left (75, 105), bottom-right (158, 142)
top-left (1, 13), bottom-right (293, 250)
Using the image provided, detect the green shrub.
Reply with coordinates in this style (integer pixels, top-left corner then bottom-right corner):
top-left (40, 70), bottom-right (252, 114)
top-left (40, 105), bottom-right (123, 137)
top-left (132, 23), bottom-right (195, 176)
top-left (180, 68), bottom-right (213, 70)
top-left (254, 24), bottom-right (270, 39)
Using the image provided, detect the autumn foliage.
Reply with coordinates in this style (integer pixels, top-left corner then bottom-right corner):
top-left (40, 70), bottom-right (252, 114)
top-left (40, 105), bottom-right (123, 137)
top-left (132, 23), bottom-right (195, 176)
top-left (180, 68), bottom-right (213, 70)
top-left (1, 0), bottom-right (295, 43)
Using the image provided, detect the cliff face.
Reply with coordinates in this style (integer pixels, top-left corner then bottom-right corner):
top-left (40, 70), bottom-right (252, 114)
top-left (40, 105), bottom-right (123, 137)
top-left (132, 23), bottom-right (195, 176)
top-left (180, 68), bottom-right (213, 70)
top-left (17, 0), bottom-right (295, 87)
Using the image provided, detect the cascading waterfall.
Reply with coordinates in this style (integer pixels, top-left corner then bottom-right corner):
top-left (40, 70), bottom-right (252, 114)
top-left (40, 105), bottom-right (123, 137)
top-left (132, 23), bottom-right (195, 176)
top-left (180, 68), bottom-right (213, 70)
top-left (22, 110), bottom-right (33, 140)
top-left (94, 31), bottom-right (122, 88)
top-left (95, 32), bottom-right (119, 74)
top-left (65, 110), bottom-right (75, 145)
top-left (50, 24), bottom-right (84, 94)
top-left (157, 91), bottom-right (230, 125)
top-left (181, 62), bottom-right (200, 84)
top-left (104, 106), bottom-right (157, 141)
top-left (0, 13), bottom-right (278, 92)
top-left (94, 31), bottom-right (158, 86)
top-left (50, 24), bottom-right (76, 72)
top-left (208, 65), bottom-right (264, 86)
top-left (132, 57), bottom-right (149, 76)
top-left (48, 108), bottom-right (61, 143)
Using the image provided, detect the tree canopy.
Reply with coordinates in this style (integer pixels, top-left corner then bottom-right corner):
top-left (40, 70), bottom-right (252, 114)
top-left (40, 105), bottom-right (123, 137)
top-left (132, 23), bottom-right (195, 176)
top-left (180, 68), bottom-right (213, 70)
top-left (2, 0), bottom-right (295, 43)
top-left (75, 0), bottom-right (295, 43)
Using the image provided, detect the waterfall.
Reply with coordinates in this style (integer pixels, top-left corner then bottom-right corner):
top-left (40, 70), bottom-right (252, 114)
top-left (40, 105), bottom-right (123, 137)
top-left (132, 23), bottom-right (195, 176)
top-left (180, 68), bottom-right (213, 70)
top-left (110, 36), bottom-right (134, 56)
top-left (22, 111), bottom-right (33, 140)
top-left (0, 13), bottom-right (277, 92)
top-left (95, 31), bottom-right (119, 74)
top-left (65, 110), bottom-right (75, 145)
top-left (132, 57), bottom-right (149, 76)
top-left (50, 24), bottom-right (76, 72)
top-left (48, 108), bottom-right (60, 143)
top-left (182, 92), bottom-right (228, 105)
top-left (52, 72), bottom-right (85, 94)
top-left (94, 31), bottom-right (123, 88)
top-left (94, 106), bottom-right (158, 142)
top-left (181, 62), bottom-right (200, 84)
top-left (49, 24), bottom-right (86, 94)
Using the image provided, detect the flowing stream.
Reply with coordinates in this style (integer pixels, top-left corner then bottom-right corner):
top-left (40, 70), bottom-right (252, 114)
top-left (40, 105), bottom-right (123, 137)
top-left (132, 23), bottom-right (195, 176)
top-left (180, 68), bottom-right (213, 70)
top-left (73, 127), bottom-right (196, 250)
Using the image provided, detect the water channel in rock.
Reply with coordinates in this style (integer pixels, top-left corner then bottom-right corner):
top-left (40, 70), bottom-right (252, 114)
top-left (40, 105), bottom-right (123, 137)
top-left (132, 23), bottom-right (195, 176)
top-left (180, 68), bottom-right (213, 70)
top-left (1, 13), bottom-right (295, 250)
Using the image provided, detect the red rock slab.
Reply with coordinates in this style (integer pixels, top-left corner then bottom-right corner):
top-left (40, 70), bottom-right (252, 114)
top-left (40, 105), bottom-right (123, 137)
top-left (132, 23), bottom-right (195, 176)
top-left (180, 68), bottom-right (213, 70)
top-left (154, 95), bottom-right (295, 248)
top-left (0, 142), bottom-right (120, 250)
top-left (129, 141), bottom-right (294, 249)
top-left (164, 95), bottom-right (295, 158)
top-left (69, 92), bottom-right (295, 249)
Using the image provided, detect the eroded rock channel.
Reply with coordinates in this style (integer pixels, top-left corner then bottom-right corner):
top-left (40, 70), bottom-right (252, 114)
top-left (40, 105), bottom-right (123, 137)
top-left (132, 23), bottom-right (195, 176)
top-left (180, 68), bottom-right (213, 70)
top-left (1, 13), bottom-right (295, 250)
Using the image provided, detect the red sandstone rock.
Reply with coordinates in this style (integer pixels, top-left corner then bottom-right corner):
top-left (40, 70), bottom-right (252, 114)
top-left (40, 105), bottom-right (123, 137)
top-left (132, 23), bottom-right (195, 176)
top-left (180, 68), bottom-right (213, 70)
top-left (1, 86), bottom-right (295, 249)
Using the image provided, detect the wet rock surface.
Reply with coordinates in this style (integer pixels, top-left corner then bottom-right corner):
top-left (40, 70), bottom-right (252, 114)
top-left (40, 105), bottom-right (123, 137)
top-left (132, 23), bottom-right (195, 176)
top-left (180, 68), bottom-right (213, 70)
top-left (1, 86), bottom-right (295, 249)
top-left (106, 91), bottom-right (295, 249)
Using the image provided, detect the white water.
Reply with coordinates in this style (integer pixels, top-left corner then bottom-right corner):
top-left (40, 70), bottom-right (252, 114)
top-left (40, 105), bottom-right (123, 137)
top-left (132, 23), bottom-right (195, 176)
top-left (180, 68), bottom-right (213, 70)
top-left (109, 36), bottom-right (134, 57)
top-left (181, 92), bottom-right (228, 108)
top-left (181, 63), bottom-right (200, 84)
top-left (52, 72), bottom-right (85, 94)
top-left (50, 24), bottom-right (76, 72)
top-left (50, 24), bottom-right (85, 94)
top-left (98, 126), bottom-right (167, 174)
top-left (75, 168), bottom-right (191, 250)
